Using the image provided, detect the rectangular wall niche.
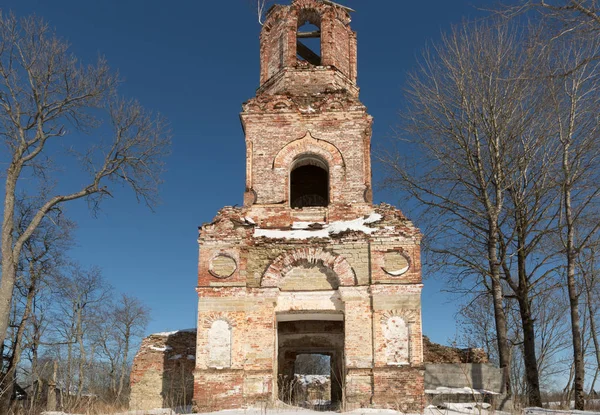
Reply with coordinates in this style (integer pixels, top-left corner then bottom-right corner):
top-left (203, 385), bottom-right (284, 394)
top-left (208, 320), bottom-right (232, 368)
top-left (383, 316), bottom-right (410, 365)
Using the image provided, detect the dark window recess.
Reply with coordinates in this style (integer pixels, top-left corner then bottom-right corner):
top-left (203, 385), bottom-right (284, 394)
top-left (290, 165), bottom-right (328, 208)
top-left (297, 21), bottom-right (321, 65)
top-left (279, 34), bottom-right (285, 69)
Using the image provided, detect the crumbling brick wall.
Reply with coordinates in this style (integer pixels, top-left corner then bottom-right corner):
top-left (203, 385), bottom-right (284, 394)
top-left (129, 330), bottom-right (196, 410)
top-left (423, 336), bottom-right (488, 364)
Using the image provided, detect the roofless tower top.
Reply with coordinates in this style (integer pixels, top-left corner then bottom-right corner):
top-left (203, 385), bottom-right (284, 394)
top-left (258, 0), bottom-right (358, 96)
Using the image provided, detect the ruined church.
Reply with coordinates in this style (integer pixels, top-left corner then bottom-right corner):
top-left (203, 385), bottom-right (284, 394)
top-left (194, 0), bottom-right (424, 410)
top-left (131, 0), bottom-right (425, 411)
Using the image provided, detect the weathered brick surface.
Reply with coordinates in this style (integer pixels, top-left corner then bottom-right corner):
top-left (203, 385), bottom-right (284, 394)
top-left (423, 336), bottom-right (489, 364)
top-left (129, 330), bottom-right (196, 410)
top-left (372, 366), bottom-right (425, 412)
top-left (191, 0), bottom-right (425, 411)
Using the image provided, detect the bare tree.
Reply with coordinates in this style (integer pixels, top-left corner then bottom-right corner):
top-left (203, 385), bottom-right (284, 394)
top-left (49, 264), bottom-right (111, 406)
top-left (91, 307), bottom-right (122, 397)
top-left (579, 246), bottom-right (600, 396)
top-left (542, 32), bottom-right (600, 409)
top-left (0, 11), bottom-right (170, 369)
top-left (379, 20), bottom-right (555, 403)
top-left (0, 195), bottom-right (74, 407)
top-left (113, 294), bottom-right (149, 399)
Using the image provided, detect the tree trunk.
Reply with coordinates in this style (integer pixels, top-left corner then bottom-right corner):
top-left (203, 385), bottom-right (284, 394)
top-left (76, 307), bottom-right (86, 401)
top-left (117, 326), bottom-right (131, 398)
top-left (0, 163), bottom-right (21, 355)
top-left (0, 282), bottom-right (37, 413)
top-left (515, 213), bottom-right (542, 407)
top-left (564, 145), bottom-right (585, 410)
top-left (518, 294), bottom-right (542, 406)
top-left (567, 259), bottom-right (585, 410)
top-left (489, 225), bottom-right (512, 398)
top-left (584, 265), bottom-right (600, 396)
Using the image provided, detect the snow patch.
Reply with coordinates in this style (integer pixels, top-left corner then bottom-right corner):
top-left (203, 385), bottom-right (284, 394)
top-left (425, 386), bottom-right (499, 395)
top-left (42, 410), bottom-right (177, 415)
top-left (294, 374), bottom-right (330, 386)
top-left (151, 328), bottom-right (196, 337)
top-left (525, 408), bottom-right (600, 415)
top-left (254, 213), bottom-right (383, 239)
top-left (43, 404), bottom-right (514, 415)
top-left (149, 345), bottom-right (173, 352)
top-left (385, 266), bottom-right (409, 276)
top-left (169, 354), bottom-right (182, 360)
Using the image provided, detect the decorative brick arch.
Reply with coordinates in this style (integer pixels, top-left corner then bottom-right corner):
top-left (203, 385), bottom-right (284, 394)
top-left (380, 309), bottom-right (419, 324)
top-left (262, 247), bottom-right (355, 288)
top-left (202, 313), bottom-right (237, 328)
top-left (273, 131), bottom-right (345, 170)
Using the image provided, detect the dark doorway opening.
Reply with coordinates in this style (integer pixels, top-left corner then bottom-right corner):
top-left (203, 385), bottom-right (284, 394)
top-left (294, 354), bottom-right (331, 408)
top-left (290, 158), bottom-right (329, 208)
top-left (277, 319), bottom-right (343, 411)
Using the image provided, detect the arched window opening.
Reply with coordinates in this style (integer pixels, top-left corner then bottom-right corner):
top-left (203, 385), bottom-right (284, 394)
top-left (290, 156), bottom-right (329, 208)
top-left (297, 9), bottom-right (321, 66)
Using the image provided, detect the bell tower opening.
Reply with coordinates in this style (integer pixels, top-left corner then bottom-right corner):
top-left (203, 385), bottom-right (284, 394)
top-left (290, 155), bottom-right (329, 208)
top-left (296, 9), bottom-right (322, 66)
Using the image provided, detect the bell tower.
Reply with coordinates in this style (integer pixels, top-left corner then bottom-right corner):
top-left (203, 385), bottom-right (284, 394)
top-left (241, 0), bottom-right (373, 221)
top-left (195, 1), bottom-right (425, 412)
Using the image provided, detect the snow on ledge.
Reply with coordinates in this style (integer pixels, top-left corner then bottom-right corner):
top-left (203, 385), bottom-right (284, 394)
top-left (149, 345), bottom-right (173, 352)
top-left (254, 213), bottom-right (382, 239)
top-left (425, 386), bottom-right (499, 395)
top-left (385, 266), bottom-right (409, 276)
top-left (151, 328), bottom-right (196, 337)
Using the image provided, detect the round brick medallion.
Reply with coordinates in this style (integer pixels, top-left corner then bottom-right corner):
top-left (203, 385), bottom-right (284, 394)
top-left (383, 252), bottom-right (410, 276)
top-left (209, 255), bottom-right (237, 278)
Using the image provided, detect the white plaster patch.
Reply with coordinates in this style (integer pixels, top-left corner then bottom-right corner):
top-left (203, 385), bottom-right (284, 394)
top-left (275, 290), bottom-right (343, 313)
top-left (383, 316), bottom-right (409, 365)
top-left (208, 320), bottom-right (232, 368)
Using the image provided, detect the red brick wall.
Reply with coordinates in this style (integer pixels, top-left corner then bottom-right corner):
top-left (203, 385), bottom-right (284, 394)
top-left (192, 1), bottom-right (425, 413)
top-left (193, 370), bottom-right (245, 411)
top-left (373, 366), bottom-right (425, 412)
top-left (260, 0), bottom-right (356, 86)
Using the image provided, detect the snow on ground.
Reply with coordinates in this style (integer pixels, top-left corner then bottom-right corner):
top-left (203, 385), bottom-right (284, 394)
top-left (42, 409), bottom-right (177, 415)
top-left (524, 408), bottom-right (600, 415)
top-left (41, 404), bottom-right (600, 415)
top-left (41, 404), bottom-right (497, 415)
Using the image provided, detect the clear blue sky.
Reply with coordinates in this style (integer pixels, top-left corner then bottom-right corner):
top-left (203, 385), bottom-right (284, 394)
top-left (1, 0), bottom-right (497, 345)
